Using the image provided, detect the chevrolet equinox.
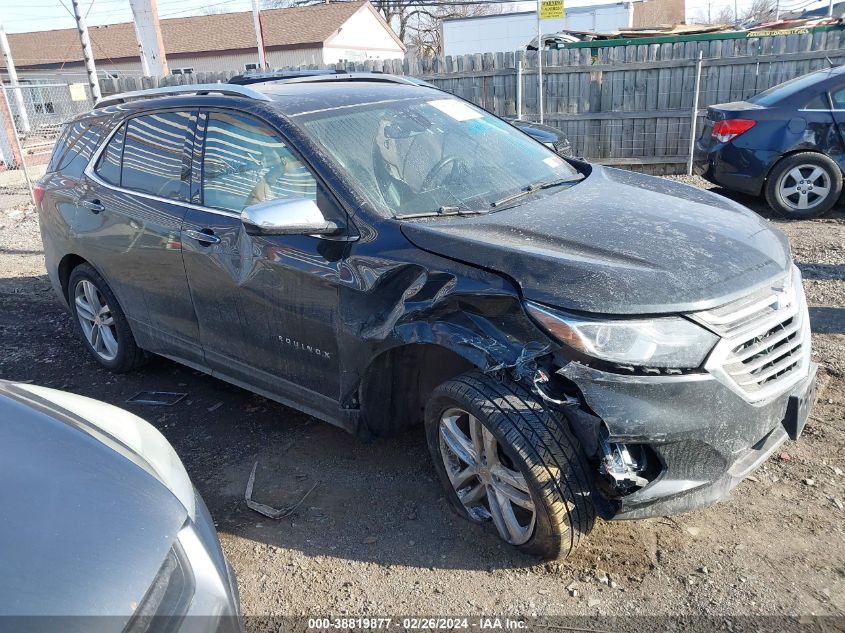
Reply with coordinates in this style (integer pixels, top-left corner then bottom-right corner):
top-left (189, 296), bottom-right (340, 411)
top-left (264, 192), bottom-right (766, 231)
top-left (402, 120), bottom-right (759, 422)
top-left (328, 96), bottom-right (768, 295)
top-left (37, 75), bottom-right (818, 559)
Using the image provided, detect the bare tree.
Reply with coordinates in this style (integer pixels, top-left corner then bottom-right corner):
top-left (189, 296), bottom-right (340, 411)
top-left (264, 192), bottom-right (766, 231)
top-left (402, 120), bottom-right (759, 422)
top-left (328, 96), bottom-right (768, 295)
top-left (405, 2), bottom-right (501, 57)
top-left (693, 2), bottom-right (735, 24)
top-left (739, 0), bottom-right (777, 22)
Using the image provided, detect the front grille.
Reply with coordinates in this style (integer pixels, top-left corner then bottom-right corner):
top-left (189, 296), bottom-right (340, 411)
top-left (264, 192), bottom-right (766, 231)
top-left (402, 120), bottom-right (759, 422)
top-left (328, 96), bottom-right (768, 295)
top-left (693, 266), bottom-right (811, 403)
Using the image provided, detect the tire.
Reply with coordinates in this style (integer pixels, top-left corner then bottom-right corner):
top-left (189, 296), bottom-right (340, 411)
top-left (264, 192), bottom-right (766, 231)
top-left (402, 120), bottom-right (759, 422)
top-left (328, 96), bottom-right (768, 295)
top-left (425, 371), bottom-right (595, 559)
top-left (67, 264), bottom-right (147, 373)
top-left (764, 152), bottom-right (843, 219)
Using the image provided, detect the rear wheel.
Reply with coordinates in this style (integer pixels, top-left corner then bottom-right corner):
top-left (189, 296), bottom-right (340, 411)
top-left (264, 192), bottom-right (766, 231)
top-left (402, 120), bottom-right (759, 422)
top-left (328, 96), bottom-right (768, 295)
top-left (67, 264), bottom-right (147, 372)
top-left (765, 152), bottom-right (842, 219)
top-left (425, 372), bottom-right (595, 559)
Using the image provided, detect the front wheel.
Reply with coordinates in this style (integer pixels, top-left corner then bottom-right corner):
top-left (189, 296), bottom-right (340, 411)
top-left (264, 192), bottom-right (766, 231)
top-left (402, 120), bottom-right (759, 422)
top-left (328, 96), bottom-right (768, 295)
top-left (764, 152), bottom-right (843, 219)
top-left (425, 372), bottom-right (595, 559)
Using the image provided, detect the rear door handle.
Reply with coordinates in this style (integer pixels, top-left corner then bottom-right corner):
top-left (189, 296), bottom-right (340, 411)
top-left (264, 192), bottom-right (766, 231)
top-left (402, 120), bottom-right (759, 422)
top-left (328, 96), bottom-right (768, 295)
top-left (81, 199), bottom-right (104, 214)
top-left (184, 228), bottom-right (221, 245)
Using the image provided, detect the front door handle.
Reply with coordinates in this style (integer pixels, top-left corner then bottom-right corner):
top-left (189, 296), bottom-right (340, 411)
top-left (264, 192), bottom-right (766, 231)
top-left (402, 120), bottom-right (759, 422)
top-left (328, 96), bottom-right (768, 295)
top-left (81, 199), bottom-right (104, 214)
top-left (184, 228), bottom-right (221, 245)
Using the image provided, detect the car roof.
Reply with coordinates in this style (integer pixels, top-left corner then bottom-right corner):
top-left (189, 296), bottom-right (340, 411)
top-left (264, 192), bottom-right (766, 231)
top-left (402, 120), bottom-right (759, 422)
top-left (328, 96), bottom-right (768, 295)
top-left (86, 77), bottom-right (442, 121)
top-left (256, 80), bottom-right (440, 116)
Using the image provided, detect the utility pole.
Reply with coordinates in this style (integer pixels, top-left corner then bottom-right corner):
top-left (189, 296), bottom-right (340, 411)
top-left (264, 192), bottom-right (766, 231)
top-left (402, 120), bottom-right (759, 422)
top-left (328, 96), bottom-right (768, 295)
top-left (828, 0), bottom-right (834, 17)
top-left (70, 0), bottom-right (102, 101)
top-left (251, 0), bottom-right (267, 70)
top-left (537, 15), bottom-right (543, 124)
top-left (128, 0), bottom-right (169, 76)
top-left (0, 21), bottom-right (30, 132)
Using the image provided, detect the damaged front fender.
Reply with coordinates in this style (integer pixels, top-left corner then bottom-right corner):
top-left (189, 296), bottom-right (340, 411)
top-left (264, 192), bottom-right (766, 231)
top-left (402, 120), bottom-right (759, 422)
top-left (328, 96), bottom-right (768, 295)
top-left (336, 220), bottom-right (557, 430)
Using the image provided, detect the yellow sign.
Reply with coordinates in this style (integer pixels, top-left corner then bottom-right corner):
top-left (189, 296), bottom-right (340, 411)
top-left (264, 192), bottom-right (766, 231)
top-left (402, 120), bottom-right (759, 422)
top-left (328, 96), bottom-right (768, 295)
top-left (69, 83), bottom-right (88, 102)
top-left (539, 0), bottom-right (564, 19)
top-left (747, 27), bottom-right (809, 38)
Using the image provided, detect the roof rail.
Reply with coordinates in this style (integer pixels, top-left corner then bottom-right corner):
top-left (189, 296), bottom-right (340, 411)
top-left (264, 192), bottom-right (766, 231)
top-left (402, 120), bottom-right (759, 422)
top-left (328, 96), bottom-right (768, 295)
top-left (278, 73), bottom-right (424, 86)
top-left (233, 72), bottom-right (436, 89)
top-left (95, 83), bottom-right (272, 108)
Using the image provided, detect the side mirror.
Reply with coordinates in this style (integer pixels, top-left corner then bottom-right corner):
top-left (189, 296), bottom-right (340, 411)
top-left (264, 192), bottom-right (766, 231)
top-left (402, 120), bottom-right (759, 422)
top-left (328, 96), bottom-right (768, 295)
top-left (241, 198), bottom-right (341, 236)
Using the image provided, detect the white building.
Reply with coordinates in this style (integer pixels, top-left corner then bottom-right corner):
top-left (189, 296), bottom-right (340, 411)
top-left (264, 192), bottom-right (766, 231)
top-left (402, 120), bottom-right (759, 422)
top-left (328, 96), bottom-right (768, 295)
top-left (3, 1), bottom-right (405, 79)
top-left (442, 0), bottom-right (685, 57)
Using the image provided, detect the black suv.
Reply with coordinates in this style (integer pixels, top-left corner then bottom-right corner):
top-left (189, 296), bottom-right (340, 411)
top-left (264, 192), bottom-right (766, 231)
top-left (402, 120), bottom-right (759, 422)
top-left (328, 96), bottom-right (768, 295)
top-left (37, 75), bottom-right (817, 559)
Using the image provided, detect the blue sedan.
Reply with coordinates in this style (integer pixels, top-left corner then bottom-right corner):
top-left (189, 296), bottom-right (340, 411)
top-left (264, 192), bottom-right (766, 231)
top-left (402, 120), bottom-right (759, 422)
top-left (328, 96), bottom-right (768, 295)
top-left (694, 65), bottom-right (845, 218)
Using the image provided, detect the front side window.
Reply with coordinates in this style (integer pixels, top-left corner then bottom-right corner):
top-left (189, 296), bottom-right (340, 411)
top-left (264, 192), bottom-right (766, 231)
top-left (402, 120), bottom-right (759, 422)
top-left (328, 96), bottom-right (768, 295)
top-left (122, 111), bottom-right (193, 201)
top-left (295, 96), bottom-right (580, 217)
top-left (201, 111), bottom-right (316, 214)
top-left (94, 123), bottom-right (125, 186)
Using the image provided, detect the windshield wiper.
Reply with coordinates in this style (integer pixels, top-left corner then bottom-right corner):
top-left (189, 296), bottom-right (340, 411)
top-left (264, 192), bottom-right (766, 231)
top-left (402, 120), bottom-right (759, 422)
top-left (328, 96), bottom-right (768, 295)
top-left (491, 176), bottom-right (584, 209)
top-left (394, 206), bottom-right (490, 220)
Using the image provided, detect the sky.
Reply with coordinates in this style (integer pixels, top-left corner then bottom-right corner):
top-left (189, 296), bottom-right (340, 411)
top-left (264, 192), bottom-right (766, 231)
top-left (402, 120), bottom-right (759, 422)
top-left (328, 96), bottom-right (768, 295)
top-left (0, 0), bottom-right (824, 36)
top-left (0, 0), bottom-right (256, 34)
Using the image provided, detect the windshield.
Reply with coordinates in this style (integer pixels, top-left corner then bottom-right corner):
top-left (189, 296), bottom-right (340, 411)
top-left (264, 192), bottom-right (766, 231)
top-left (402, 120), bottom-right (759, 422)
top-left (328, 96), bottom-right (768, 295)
top-left (294, 96), bottom-right (580, 217)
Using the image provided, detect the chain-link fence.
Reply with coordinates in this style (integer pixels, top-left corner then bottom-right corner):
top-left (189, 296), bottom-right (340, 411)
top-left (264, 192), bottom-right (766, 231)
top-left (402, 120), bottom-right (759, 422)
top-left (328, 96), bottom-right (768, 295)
top-left (1, 82), bottom-right (94, 209)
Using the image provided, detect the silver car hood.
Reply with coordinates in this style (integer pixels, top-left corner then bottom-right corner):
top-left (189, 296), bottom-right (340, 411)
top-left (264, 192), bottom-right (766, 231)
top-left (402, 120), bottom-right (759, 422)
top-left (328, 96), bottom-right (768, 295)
top-left (0, 383), bottom-right (188, 619)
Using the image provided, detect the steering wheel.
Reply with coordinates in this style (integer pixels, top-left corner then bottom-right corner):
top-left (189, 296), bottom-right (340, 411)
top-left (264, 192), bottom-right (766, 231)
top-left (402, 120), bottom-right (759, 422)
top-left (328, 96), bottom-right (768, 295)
top-left (421, 156), bottom-right (461, 192)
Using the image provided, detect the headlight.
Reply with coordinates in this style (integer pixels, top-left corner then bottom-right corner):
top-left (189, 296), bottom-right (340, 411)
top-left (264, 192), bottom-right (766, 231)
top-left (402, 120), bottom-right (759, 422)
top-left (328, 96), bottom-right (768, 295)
top-left (526, 302), bottom-right (718, 369)
top-left (124, 540), bottom-right (195, 631)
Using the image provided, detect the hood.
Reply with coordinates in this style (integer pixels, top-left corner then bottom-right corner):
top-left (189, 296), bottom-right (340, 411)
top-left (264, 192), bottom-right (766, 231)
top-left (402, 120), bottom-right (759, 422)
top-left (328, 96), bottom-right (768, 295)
top-left (0, 384), bottom-right (188, 618)
top-left (400, 166), bottom-right (791, 315)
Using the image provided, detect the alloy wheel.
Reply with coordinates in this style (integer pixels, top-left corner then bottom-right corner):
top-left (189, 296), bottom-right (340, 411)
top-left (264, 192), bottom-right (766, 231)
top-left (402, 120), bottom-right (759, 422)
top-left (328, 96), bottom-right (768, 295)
top-left (438, 407), bottom-right (536, 545)
top-left (777, 164), bottom-right (831, 211)
top-left (74, 279), bottom-right (119, 362)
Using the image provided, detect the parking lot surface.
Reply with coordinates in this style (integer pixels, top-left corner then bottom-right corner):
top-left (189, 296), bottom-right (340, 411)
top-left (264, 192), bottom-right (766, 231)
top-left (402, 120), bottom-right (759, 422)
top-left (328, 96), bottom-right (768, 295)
top-left (1, 176), bottom-right (843, 625)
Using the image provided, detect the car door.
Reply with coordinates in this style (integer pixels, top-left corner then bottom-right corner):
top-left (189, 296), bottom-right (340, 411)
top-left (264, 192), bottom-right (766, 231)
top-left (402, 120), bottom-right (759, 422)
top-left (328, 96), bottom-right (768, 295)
top-left (181, 108), bottom-right (350, 405)
top-left (81, 109), bottom-right (204, 366)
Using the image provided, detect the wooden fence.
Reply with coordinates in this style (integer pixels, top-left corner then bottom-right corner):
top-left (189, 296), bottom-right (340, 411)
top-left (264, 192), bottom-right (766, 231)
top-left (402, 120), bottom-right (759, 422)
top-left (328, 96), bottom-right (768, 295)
top-left (99, 26), bottom-right (845, 174)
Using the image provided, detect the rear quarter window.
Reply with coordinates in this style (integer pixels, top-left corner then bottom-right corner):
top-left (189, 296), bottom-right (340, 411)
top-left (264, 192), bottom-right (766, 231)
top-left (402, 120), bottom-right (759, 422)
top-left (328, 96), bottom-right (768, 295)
top-left (749, 72), bottom-right (830, 107)
top-left (48, 120), bottom-right (106, 178)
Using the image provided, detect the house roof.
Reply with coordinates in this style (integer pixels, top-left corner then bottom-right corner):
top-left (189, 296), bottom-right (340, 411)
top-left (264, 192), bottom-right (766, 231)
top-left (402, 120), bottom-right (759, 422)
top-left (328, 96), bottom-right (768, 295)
top-left (4, 0), bottom-right (399, 68)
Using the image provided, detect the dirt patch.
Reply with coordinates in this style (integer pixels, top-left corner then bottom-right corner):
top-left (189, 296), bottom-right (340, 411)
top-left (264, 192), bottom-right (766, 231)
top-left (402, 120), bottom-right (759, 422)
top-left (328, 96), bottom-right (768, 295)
top-left (0, 181), bottom-right (843, 623)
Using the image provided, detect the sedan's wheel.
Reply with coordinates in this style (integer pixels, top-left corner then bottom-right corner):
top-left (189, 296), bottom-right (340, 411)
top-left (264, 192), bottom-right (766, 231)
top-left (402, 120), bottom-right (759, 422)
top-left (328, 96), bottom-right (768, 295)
top-left (439, 407), bottom-right (536, 545)
top-left (67, 264), bottom-right (147, 373)
top-left (426, 372), bottom-right (595, 559)
top-left (765, 152), bottom-right (842, 219)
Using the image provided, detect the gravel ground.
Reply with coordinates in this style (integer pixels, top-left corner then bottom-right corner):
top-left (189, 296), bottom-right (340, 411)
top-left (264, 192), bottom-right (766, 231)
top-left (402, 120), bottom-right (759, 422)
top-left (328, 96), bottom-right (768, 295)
top-left (0, 178), bottom-right (843, 627)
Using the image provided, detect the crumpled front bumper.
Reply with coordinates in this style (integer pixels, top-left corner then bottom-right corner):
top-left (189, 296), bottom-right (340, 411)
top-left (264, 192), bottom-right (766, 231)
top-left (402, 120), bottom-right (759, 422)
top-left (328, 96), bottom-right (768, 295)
top-left (558, 360), bottom-right (817, 520)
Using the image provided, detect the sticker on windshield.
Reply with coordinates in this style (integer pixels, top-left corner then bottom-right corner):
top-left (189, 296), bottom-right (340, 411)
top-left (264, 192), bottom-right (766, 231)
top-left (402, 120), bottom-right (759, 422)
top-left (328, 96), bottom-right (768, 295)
top-left (428, 99), bottom-right (483, 121)
top-left (543, 156), bottom-right (564, 167)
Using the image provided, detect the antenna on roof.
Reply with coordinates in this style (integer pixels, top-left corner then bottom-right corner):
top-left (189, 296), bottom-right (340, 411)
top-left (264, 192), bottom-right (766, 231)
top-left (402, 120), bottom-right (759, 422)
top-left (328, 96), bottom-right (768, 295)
top-left (826, 56), bottom-right (834, 68)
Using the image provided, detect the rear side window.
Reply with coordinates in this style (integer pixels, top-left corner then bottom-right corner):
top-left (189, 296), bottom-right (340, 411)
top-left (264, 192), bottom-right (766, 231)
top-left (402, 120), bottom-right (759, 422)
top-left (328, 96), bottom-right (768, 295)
top-left (94, 123), bottom-right (125, 186)
top-left (804, 94), bottom-right (828, 109)
top-left (831, 86), bottom-right (845, 109)
top-left (48, 120), bottom-right (103, 178)
top-left (749, 71), bottom-right (829, 107)
top-left (121, 111), bottom-right (193, 201)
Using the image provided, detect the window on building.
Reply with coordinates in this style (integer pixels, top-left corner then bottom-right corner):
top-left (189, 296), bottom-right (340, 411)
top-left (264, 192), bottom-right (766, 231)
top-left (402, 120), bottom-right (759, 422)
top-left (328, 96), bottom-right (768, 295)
top-left (121, 111), bottom-right (193, 201)
top-left (244, 63), bottom-right (260, 72)
top-left (201, 111), bottom-right (316, 213)
top-left (172, 67), bottom-right (195, 75)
